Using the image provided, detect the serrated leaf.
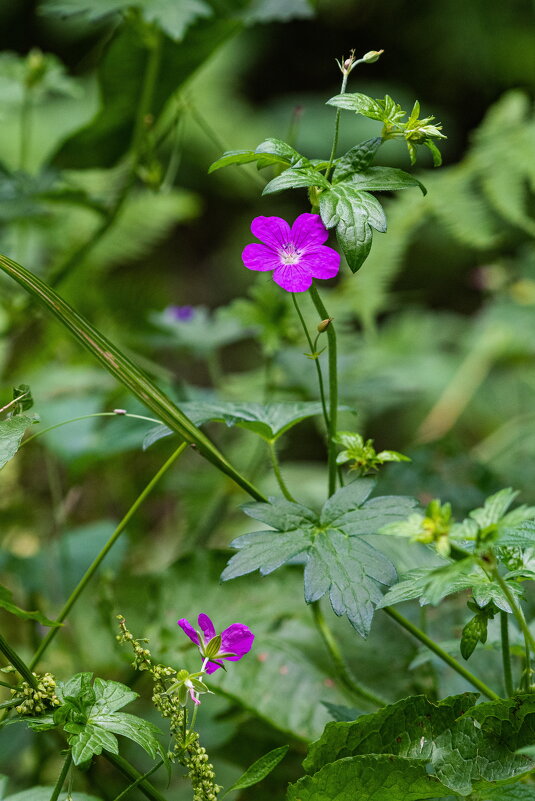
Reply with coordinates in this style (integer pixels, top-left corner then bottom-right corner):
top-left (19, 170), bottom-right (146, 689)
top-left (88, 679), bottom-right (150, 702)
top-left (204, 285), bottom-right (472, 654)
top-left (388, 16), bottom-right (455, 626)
top-left (55, 673), bottom-right (95, 707)
top-left (303, 693), bottom-right (477, 774)
top-left (322, 702), bottom-right (362, 722)
top-left (326, 93), bottom-right (387, 120)
top-left (208, 149), bottom-right (288, 173)
top-left (221, 529), bottom-right (312, 580)
top-left (224, 745), bottom-right (289, 794)
top-left (89, 678), bottom-right (138, 714)
top-left (332, 138), bottom-right (383, 182)
top-left (242, 497), bottom-right (318, 530)
top-left (69, 723), bottom-right (118, 766)
top-left (254, 137), bottom-right (307, 165)
top-left (262, 167), bottom-right (330, 196)
top-left (319, 184), bottom-right (375, 273)
top-left (91, 712), bottom-right (161, 759)
top-left (0, 584), bottom-right (59, 627)
top-left (348, 166), bottom-right (427, 195)
top-left (0, 415), bottom-right (36, 469)
top-left (288, 754), bottom-right (453, 801)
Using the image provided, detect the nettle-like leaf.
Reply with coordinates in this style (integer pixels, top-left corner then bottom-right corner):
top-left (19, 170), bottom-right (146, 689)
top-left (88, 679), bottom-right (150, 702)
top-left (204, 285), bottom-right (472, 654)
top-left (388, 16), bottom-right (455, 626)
top-left (299, 693), bottom-right (535, 797)
top-left (377, 560), bottom-right (523, 613)
top-left (222, 480), bottom-right (418, 636)
top-left (319, 183), bottom-right (384, 273)
top-left (0, 415), bottom-right (38, 470)
top-left (451, 487), bottom-right (535, 550)
top-left (143, 401), bottom-right (328, 449)
top-left (54, 674), bottom-right (162, 766)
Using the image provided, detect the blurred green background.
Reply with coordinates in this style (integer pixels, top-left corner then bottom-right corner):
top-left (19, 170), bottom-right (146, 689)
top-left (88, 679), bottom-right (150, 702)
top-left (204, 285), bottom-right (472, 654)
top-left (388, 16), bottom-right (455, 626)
top-left (0, 0), bottom-right (534, 797)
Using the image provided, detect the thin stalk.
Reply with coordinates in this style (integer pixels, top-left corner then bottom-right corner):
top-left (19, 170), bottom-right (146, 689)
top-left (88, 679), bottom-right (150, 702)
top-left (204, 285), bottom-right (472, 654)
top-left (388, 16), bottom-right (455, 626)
top-left (492, 571), bottom-right (535, 659)
top-left (130, 29), bottom-right (162, 156)
top-left (110, 758), bottom-right (164, 801)
top-left (0, 253), bottom-right (267, 503)
top-left (49, 751), bottom-right (72, 801)
top-left (0, 697), bottom-right (22, 709)
top-left (325, 71), bottom-right (349, 181)
top-left (104, 752), bottom-right (169, 801)
top-left (291, 293), bottom-right (329, 431)
top-left (0, 680), bottom-right (14, 689)
top-left (30, 442), bottom-right (188, 669)
top-left (383, 607), bottom-right (500, 700)
top-left (267, 440), bottom-right (296, 503)
top-left (500, 611), bottom-right (514, 697)
top-left (312, 601), bottom-right (387, 707)
top-left (20, 412), bottom-right (161, 449)
top-left (19, 84), bottom-right (32, 171)
top-left (309, 285), bottom-right (338, 496)
top-left (0, 634), bottom-right (37, 688)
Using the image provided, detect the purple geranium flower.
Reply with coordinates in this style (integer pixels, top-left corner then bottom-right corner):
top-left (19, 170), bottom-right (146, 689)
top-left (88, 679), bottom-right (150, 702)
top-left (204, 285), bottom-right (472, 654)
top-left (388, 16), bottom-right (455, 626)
top-left (242, 213), bottom-right (340, 293)
top-left (167, 305), bottom-right (195, 322)
top-left (177, 613), bottom-right (254, 675)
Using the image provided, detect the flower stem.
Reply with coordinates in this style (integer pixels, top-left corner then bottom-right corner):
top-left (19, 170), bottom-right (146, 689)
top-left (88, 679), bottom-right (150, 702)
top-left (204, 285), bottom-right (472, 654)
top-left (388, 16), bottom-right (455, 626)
top-left (311, 601), bottom-right (387, 707)
top-left (500, 611), bottom-right (514, 697)
top-left (104, 752), bottom-right (169, 801)
top-left (110, 759), bottom-right (164, 801)
top-left (49, 751), bottom-right (72, 801)
top-left (383, 607), bottom-right (500, 700)
top-left (325, 71), bottom-right (349, 181)
top-left (309, 285), bottom-right (338, 496)
top-left (492, 571), bottom-right (535, 664)
top-left (0, 634), bottom-right (37, 688)
top-left (291, 292), bottom-right (329, 432)
top-left (268, 440), bottom-right (296, 502)
top-left (20, 412), bottom-right (161, 449)
top-left (29, 442), bottom-right (188, 669)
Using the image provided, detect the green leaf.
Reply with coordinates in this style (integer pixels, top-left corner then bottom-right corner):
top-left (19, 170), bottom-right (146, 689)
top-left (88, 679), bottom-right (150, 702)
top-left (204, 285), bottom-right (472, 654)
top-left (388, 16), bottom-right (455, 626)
top-left (288, 754), bottom-right (453, 801)
top-left (319, 185), bottom-right (375, 273)
top-left (0, 584), bottom-right (59, 627)
top-left (90, 712), bottom-right (161, 759)
top-left (303, 692), bottom-right (476, 774)
top-left (254, 137), bottom-right (307, 165)
top-left (262, 167), bottom-right (331, 196)
top-left (0, 415), bottom-right (36, 469)
top-left (326, 92), bottom-right (391, 121)
top-left (89, 678), bottom-right (138, 714)
top-left (11, 385), bottom-right (33, 414)
top-left (3, 789), bottom-right (102, 801)
top-left (223, 483), bottom-right (418, 635)
top-left (332, 138), bottom-right (383, 182)
top-left (55, 673), bottom-right (95, 707)
top-left (347, 166), bottom-right (427, 195)
top-left (224, 744), bottom-right (289, 794)
top-left (208, 149), bottom-right (287, 173)
top-left (69, 722), bottom-right (119, 766)
top-left (241, 0), bottom-right (313, 24)
top-left (53, 18), bottom-right (237, 168)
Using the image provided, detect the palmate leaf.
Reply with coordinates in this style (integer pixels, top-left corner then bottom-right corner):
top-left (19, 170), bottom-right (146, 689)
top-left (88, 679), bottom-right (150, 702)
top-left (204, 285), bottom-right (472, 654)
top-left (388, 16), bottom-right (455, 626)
top-left (143, 401), bottom-right (328, 448)
top-left (222, 480), bottom-right (418, 636)
top-left (287, 754), bottom-right (452, 801)
top-left (0, 415), bottom-right (37, 469)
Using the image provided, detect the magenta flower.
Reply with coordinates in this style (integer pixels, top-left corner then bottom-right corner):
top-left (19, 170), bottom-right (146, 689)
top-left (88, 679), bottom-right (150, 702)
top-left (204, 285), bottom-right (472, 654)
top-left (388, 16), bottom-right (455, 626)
top-left (177, 613), bottom-right (254, 675)
top-left (242, 213), bottom-right (340, 293)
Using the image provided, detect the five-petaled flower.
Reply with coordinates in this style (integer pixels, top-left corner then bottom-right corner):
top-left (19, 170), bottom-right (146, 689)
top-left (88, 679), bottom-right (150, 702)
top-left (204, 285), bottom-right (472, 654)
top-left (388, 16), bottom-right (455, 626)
top-left (242, 213), bottom-right (340, 293)
top-left (177, 613), bottom-right (254, 674)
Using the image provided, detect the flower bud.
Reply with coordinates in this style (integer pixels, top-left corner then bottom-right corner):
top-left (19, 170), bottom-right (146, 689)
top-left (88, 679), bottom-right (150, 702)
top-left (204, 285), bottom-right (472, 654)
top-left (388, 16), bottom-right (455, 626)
top-left (362, 49), bottom-right (384, 64)
top-left (317, 317), bottom-right (333, 333)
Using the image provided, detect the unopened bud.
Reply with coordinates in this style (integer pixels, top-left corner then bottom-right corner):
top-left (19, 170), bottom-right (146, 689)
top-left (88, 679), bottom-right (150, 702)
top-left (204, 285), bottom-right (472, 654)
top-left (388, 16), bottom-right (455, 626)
top-left (317, 318), bottom-right (333, 333)
top-left (362, 49), bottom-right (384, 64)
top-left (113, 409), bottom-right (127, 415)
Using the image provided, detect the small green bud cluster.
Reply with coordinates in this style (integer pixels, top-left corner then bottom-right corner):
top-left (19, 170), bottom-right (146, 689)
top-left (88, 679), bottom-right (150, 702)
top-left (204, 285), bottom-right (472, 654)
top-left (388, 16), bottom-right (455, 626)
top-left (12, 672), bottom-right (60, 715)
top-left (117, 616), bottom-right (220, 801)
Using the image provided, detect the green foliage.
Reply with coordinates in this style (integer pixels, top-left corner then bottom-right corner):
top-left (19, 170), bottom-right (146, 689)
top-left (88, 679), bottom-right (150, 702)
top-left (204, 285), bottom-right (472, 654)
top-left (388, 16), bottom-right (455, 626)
top-left (0, 415), bottom-right (36, 470)
top-left (224, 744), bottom-right (289, 794)
top-left (335, 431), bottom-right (409, 473)
top-left (222, 480), bottom-right (417, 635)
top-left (460, 600), bottom-right (497, 660)
top-left (0, 584), bottom-right (58, 627)
top-left (296, 693), bottom-right (535, 799)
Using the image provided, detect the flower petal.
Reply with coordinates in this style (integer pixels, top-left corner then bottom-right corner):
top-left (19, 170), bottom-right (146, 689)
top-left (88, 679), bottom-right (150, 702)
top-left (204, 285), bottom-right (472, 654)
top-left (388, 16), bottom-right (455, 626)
top-left (220, 623), bottom-right (255, 659)
top-left (272, 264), bottom-right (313, 293)
top-left (198, 613), bottom-right (216, 642)
top-left (242, 243), bottom-right (281, 273)
top-left (291, 213), bottom-right (329, 249)
top-left (251, 216), bottom-right (291, 250)
top-left (177, 618), bottom-right (200, 646)
top-left (300, 245), bottom-right (340, 281)
top-left (204, 660), bottom-right (223, 675)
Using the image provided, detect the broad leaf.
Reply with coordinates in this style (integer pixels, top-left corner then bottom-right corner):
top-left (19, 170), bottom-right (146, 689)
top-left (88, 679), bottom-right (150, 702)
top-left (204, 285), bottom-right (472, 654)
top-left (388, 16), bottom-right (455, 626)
top-left (288, 754), bottom-right (453, 801)
top-left (0, 415), bottom-right (36, 469)
top-left (332, 138), bottom-right (383, 182)
top-left (303, 692), bottom-right (476, 774)
top-left (68, 723), bottom-right (118, 766)
top-left (347, 167), bottom-right (427, 195)
top-left (223, 481), bottom-right (418, 635)
top-left (319, 184), bottom-right (384, 272)
top-left (0, 584), bottom-right (59, 627)
top-left (89, 678), bottom-right (138, 714)
top-left (262, 167), bottom-right (331, 195)
top-left (224, 744), bottom-right (289, 794)
top-left (91, 712), bottom-right (161, 758)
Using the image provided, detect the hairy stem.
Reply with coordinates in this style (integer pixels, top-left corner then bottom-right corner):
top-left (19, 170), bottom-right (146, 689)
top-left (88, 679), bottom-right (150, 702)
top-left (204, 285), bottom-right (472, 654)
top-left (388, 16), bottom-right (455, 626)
top-left (383, 607), bottom-right (500, 700)
top-left (49, 751), bottom-right (72, 801)
top-left (0, 634), bottom-right (37, 688)
top-left (291, 292), bottom-right (329, 432)
top-left (312, 601), bottom-right (387, 707)
top-left (309, 285), bottom-right (338, 496)
top-left (268, 440), bottom-right (296, 502)
top-left (30, 442), bottom-right (188, 669)
top-left (500, 611), bottom-right (514, 697)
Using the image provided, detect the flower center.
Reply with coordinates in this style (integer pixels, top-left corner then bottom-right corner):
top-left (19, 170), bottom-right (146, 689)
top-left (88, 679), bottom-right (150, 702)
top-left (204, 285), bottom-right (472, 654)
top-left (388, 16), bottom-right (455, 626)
top-left (279, 243), bottom-right (301, 265)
